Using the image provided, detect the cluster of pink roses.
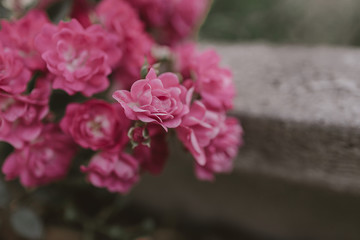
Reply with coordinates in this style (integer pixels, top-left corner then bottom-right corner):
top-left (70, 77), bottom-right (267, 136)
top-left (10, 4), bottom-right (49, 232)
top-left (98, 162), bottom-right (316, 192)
top-left (0, 0), bottom-right (243, 193)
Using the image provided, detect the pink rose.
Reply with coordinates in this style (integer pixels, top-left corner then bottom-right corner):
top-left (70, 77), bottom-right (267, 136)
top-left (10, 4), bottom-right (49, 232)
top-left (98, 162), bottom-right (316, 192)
top-left (60, 99), bottom-right (130, 151)
top-left (2, 124), bottom-right (76, 187)
top-left (173, 42), bottom-right (196, 79)
top-left (177, 101), bottom-right (243, 180)
top-left (70, 0), bottom-right (93, 28)
top-left (113, 68), bottom-right (191, 131)
top-left (0, 10), bottom-right (49, 70)
top-left (0, 76), bottom-right (51, 148)
top-left (133, 124), bottom-right (168, 175)
top-left (126, 0), bottom-right (165, 27)
top-left (81, 151), bottom-right (139, 193)
top-left (126, 0), bottom-right (210, 45)
top-left (194, 49), bottom-right (235, 111)
top-left (176, 101), bottom-right (221, 166)
top-left (96, 0), bottom-right (154, 82)
top-left (169, 0), bottom-right (209, 41)
top-left (195, 117), bottom-right (243, 181)
top-left (35, 19), bottom-right (120, 96)
top-left (0, 44), bottom-right (31, 94)
top-left (174, 43), bottom-right (235, 111)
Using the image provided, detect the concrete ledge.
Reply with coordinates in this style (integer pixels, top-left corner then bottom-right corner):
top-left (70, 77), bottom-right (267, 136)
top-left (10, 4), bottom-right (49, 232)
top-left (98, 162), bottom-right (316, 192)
top-left (217, 43), bottom-right (360, 128)
top-left (208, 43), bottom-right (360, 192)
top-left (236, 114), bottom-right (360, 192)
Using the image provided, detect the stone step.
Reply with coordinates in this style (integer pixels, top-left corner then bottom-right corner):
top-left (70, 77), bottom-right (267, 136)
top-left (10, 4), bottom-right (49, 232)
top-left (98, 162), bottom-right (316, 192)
top-left (215, 43), bottom-right (360, 192)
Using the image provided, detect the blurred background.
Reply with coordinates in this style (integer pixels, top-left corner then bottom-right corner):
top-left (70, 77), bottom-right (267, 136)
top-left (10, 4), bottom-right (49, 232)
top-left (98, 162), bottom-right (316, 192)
top-left (201, 0), bottom-right (360, 46)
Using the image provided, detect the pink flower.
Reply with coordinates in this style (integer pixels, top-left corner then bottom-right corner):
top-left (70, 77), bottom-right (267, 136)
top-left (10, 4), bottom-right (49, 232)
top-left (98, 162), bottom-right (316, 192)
top-left (96, 0), bottom-right (154, 82)
top-left (174, 43), bottom-right (235, 111)
top-left (169, 0), bottom-right (209, 42)
top-left (126, 0), bottom-right (165, 27)
top-left (194, 49), bottom-right (235, 111)
top-left (81, 151), bottom-right (139, 193)
top-left (60, 99), bottom-right (130, 151)
top-left (113, 68), bottom-right (191, 131)
top-left (176, 101), bottom-right (222, 166)
top-left (2, 124), bottom-right (76, 187)
top-left (0, 44), bottom-right (31, 94)
top-left (0, 76), bottom-right (51, 148)
top-left (127, 0), bottom-right (210, 45)
top-left (173, 42), bottom-right (197, 79)
top-left (195, 117), bottom-right (243, 181)
top-left (133, 124), bottom-right (168, 175)
top-left (70, 0), bottom-right (93, 28)
top-left (35, 19), bottom-right (120, 96)
top-left (0, 10), bottom-right (49, 70)
top-left (177, 101), bottom-right (243, 180)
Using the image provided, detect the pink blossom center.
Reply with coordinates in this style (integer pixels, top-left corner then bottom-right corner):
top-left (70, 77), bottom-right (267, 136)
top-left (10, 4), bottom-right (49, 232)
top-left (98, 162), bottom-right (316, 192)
top-left (152, 94), bottom-right (172, 112)
top-left (86, 115), bottom-right (110, 138)
top-left (63, 47), bottom-right (89, 72)
top-left (18, 49), bottom-right (36, 58)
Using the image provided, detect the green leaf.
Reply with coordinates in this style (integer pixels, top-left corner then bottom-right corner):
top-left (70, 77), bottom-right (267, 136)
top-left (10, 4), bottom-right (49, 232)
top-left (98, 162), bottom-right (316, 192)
top-left (140, 58), bottom-right (149, 79)
top-left (10, 207), bottom-right (44, 239)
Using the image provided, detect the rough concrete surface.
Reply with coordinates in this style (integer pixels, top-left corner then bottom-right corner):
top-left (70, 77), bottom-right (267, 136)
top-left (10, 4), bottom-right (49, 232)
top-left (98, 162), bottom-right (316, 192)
top-left (211, 43), bottom-right (360, 128)
top-left (203, 43), bottom-right (360, 192)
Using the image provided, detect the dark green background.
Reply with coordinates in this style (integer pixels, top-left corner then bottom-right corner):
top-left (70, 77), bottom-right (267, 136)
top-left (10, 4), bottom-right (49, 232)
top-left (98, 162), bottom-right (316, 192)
top-left (200, 0), bottom-right (360, 46)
